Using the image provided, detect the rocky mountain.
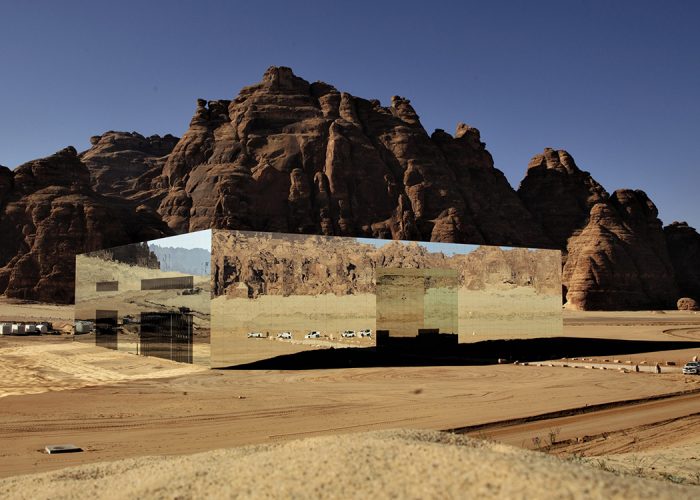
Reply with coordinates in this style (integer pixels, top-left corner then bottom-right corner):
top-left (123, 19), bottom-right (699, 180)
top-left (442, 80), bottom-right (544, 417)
top-left (157, 67), bottom-right (551, 247)
top-left (0, 66), bottom-right (697, 309)
top-left (80, 131), bottom-right (179, 209)
top-left (561, 189), bottom-right (678, 310)
top-left (664, 221), bottom-right (700, 301)
top-left (0, 147), bottom-right (170, 302)
top-left (518, 149), bottom-right (685, 310)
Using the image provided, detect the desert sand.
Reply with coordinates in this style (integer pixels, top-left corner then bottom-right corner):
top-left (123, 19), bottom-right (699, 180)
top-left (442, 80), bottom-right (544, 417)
top-left (1, 430), bottom-right (697, 500)
top-left (1, 307), bottom-right (700, 497)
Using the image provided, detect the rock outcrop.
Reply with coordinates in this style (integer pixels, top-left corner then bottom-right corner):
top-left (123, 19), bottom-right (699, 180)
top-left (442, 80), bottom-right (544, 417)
top-left (664, 222), bottom-right (700, 301)
top-left (80, 131), bottom-right (178, 208)
top-left (517, 149), bottom-right (690, 310)
top-left (677, 297), bottom-right (699, 311)
top-left (157, 67), bottom-right (551, 248)
top-left (518, 148), bottom-right (608, 251)
top-left (0, 147), bottom-right (170, 302)
top-left (562, 190), bottom-right (678, 310)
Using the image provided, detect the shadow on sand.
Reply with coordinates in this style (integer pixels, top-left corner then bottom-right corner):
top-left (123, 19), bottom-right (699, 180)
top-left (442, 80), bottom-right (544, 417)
top-left (218, 337), bottom-right (700, 370)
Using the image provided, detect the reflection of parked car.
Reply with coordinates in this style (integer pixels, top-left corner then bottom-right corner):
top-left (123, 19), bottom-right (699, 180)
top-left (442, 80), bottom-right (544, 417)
top-left (277, 331), bottom-right (292, 339)
top-left (305, 331), bottom-right (321, 339)
top-left (341, 330), bottom-right (355, 338)
top-left (247, 332), bottom-right (264, 338)
top-left (683, 362), bottom-right (700, 375)
top-left (359, 329), bottom-right (372, 337)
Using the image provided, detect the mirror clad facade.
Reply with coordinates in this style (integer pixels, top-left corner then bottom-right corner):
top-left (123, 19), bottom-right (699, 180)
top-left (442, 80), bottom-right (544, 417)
top-left (75, 229), bottom-right (563, 367)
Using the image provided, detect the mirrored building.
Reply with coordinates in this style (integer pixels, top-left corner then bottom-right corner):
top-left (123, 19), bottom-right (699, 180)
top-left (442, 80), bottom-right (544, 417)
top-left (75, 229), bottom-right (563, 367)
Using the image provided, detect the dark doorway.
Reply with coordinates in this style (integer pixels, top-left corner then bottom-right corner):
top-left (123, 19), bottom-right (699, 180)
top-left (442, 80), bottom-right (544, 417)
top-left (140, 311), bottom-right (193, 363)
top-left (95, 309), bottom-right (118, 351)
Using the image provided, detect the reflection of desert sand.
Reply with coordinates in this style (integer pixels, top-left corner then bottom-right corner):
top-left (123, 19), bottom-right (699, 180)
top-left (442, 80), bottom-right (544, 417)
top-left (459, 287), bottom-right (562, 341)
top-left (211, 294), bottom-right (375, 367)
top-left (75, 256), bottom-right (210, 324)
top-left (0, 337), bottom-right (205, 398)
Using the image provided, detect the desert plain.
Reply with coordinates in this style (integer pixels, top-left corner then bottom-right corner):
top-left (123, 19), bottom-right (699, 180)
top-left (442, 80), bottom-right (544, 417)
top-left (1, 300), bottom-right (700, 498)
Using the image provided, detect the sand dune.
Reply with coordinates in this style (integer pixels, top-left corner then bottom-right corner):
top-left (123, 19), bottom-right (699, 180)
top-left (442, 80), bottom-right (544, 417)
top-left (0, 430), bottom-right (696, 499)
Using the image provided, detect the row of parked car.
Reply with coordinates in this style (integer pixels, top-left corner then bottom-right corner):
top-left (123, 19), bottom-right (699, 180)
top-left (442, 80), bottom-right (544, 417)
top-left (247, 329), bottom-right (373, 340)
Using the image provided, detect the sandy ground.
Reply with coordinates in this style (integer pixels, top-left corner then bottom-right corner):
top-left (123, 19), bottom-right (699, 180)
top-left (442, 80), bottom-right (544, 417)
top-left (1, 306), bottom-right (700, 496)
top-left (1, 430), bottom-right (697, 500)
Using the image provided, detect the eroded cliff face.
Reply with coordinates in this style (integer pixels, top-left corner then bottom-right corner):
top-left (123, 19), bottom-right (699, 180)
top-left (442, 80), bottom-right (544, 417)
top-left (518, 148), bottom-right (608, 251)
top-left (157, 67), bottom-right (551, 248)
top-left (517, 149), bottom-right (684, 310)
top-left (80, 131), bottom-right (179, 209)
top-left (0, 147), bottom-right (170, 302)
top-left (562, 190), bottom-right (678, 310)
top-left (664, 221), bottom-right (700, 301)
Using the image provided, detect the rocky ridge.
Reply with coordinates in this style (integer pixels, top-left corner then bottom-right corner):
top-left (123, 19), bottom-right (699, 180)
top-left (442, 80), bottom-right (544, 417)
top-left (0, 147), bottom-right (170, 302)
top-left (0, 66), bottom-right (697, 309)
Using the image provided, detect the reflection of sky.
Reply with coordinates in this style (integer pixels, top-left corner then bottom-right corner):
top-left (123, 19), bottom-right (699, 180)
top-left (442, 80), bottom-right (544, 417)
top-left (149, 229), bottom-right (212, 251)
top-left (356, 238), bottom-right (481, 256)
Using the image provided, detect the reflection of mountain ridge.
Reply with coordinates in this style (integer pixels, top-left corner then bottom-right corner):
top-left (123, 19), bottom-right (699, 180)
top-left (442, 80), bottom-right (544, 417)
top-left (91, 242), bottom-right (160, 269)
top-left (149, 245), bottom-right (211, 276)
top-left (212, 231), bottom-right (561, 298)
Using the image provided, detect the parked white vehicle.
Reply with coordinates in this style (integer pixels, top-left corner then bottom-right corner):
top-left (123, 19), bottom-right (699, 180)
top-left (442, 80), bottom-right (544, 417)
top-left (359, 329), bottom-right (372, 337)
top-left (341, 330), bottom-right (356, 338)
top-left (277, 331), bottom-right (292, 340)
top-left (305, 331), bottom-right (321, 339)
top-left (247, 332), bottom-right (264, 338)
top-left (74, 321), bottom-right (94, 334)
top-left (682, 362), bottom-right (700, 375)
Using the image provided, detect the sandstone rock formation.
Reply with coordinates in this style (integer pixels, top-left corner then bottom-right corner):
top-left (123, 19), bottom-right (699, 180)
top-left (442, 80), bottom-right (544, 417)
top-left (518, 148), bottom-right (608, 252)
top-left (517, 149), bottom-right (689, 310)
top-left (80, 131), bottom-right (178, 208)
top-left (677, 297), bottom-right (699, 311)
top-left (0, 147), bottom-right (170, 302)
top-left (664, 222), bottom-right (700, 301)
top-left (1, 66), bottom-right (696, 309)
top-left (562, 190), bottom-right (678, 310)
top-left (157, 67), bottom-right (551, 248)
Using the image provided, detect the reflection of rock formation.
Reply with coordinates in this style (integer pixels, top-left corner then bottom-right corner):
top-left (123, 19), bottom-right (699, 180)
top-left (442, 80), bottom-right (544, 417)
top-left (91, 242), bottom-right (160, 270)
top-left (211, 231), bottom-right (561, 298)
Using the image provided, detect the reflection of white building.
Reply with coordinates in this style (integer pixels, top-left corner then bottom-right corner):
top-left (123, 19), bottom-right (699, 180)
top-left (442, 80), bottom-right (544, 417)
top-left (75, 229), bottom-right (562, 368)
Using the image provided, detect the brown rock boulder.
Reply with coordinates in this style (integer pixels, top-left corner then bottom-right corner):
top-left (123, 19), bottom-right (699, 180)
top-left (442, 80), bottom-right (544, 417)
top-left (562, 190), bottom-right (678, 310)
top-left (677, 297), bottom-right (699, 311)
top-left (157, 66), bottom-right (551, 248)
top-left (0, 147), bottom-right (171, 303)
top-left (664, 221), bottom-right (700, 301)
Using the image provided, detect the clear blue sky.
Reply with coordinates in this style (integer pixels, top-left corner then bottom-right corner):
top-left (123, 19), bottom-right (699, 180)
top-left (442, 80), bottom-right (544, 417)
top-left (1, 0), bottom-right (698, 229)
